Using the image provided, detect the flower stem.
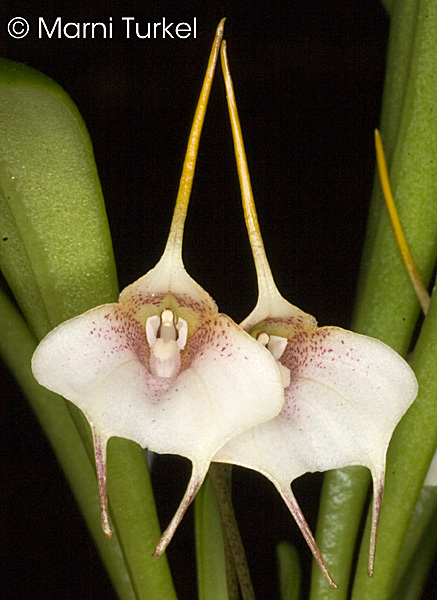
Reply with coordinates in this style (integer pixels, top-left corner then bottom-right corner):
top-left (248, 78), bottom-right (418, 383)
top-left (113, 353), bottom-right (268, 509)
top-left (209, 463), bottom-right (255, 600)
top-left (195, 475), bottom-right (230, 600)
top-left (277, 542), bottom-right (301, 600)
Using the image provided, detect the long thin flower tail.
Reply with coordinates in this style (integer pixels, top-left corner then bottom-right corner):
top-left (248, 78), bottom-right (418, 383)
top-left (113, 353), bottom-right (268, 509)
top-left (220, 39), bottom-right (285, 310)
top-left (163, 19), bottom-right (225, 263)
top-left (153, 465), bottom-right (204, 557)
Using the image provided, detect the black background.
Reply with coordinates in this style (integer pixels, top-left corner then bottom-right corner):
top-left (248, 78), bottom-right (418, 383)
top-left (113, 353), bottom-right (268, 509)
top-left (3, 1), bottom-right (429, 599)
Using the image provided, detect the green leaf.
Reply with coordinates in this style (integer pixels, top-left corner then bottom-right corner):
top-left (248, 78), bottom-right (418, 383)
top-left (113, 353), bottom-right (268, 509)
top-left (390, 486), bottom-right (437, 597)
top-left (0, 58), bottom-right (118, 337)
top-left (309, 467), bottom-right (369, 599)
top-left (311, 0), bottom-right (437, 597)
top-left (195, 475), bottom-right (229, 600)
top-left (0, 58), bottom-right (177, 599)
top-left (0, 288), bottom-right (135, 600)
top-left (380, 0), bottom-right (395, 16)
top-left (388, 504), bottom-right (437, 600)
top-left (351, 0), bottom-right (437, 593)
top-left (352, 283), bottom-right (437, 598)
top-left (277, 542), bottom-right (301, 600)
top-left (0, 60), bottom-right (118, 337)
top-left (353, 0), bottom-right (437, 352)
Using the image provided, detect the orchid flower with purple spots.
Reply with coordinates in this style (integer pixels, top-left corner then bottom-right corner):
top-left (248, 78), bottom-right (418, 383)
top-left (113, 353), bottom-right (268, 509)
top-left (31, 22), bottom-right (284, 557)
top-left (214, 41), bottom-right (418, 588)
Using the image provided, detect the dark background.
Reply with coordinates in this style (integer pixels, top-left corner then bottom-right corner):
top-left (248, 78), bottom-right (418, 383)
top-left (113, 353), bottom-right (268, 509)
top-left (2, 1), bottom-right (422, 599)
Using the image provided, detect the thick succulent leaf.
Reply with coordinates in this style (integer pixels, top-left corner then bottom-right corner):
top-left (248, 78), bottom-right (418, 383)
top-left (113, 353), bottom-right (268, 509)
top-left (0, 59), bottom-right (118, 338)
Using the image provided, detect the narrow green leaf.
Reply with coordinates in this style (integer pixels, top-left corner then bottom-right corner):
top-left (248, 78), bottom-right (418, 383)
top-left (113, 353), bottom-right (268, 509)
top-left (388, 504), bottom-right (437, 600)
top-left (354, 0), bottom-right (437, 352)
top-left (309, 467), bottom-right (369, 600)
top-left (0, 289), bottom-right (135, 600)
top-left (195, 475), bottom-right (229, 600)
top-left (277, 542), bottom-right (301, 600)
top-left (106, 440), bottom-right (178, 600)
top-left (357, 0), bottom-right (419, 281)
top-left (352, 283), bottom-right (437, 599)
top-left (311, 1), bottom-right (437, 597)
top-left (390, 486), bottom-right (437, 597)
top-left (0, 58), bottom-right (177, 599)
top-left (350, 0), bottom-right (437, 594)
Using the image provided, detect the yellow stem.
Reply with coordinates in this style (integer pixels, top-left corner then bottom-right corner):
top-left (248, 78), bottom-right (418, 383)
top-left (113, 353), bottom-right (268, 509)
top-left (165, 19), bottom-right (225, 259)
top-left (375, 129), bottom-right (430, 314)
top-left (220, 40), bottom-right (280, 303)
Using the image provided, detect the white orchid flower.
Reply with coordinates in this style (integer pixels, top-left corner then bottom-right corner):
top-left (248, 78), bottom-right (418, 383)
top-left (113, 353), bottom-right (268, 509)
top-left (31, 22), bottom-right (284, 557)
top-left (214, 40), bottom-right (418, 589)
